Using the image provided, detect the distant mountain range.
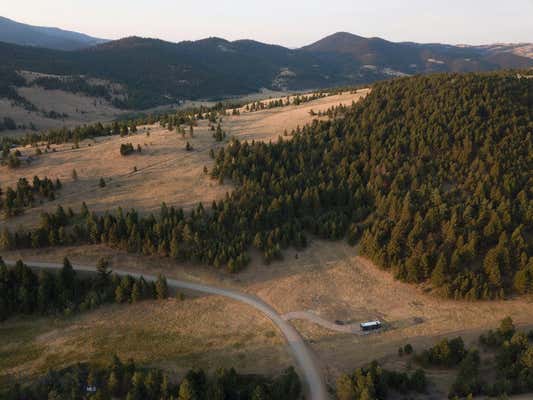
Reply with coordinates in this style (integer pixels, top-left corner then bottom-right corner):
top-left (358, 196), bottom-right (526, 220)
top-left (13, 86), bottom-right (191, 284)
top-left (0, 17), bottom-right (531, 109)
top-left (0, 16), bottom-right (107, 50)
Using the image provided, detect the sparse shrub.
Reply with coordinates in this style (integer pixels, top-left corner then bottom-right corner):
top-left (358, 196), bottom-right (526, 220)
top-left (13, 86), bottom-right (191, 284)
top-left (120, 143), bottom-right (135, 156)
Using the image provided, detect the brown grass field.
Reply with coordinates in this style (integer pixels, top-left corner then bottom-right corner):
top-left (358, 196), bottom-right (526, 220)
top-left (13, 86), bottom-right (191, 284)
top-left (0, 89), bottom-right (368, 230)
top-left (3, 239), bottom-right (533, 396)
top-left (2, 88), bottom-right (532, 397)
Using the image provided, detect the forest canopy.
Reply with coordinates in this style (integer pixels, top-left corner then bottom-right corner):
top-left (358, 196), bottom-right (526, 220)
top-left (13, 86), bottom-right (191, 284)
top-left (3, 72), bottom-right (531, 299)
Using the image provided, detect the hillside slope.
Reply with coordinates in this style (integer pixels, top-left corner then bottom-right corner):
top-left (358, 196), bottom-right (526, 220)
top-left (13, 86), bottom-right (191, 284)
top-left (3, 72), bottom-right (531, 300)
top-left (302, 32), bottom-right (532, 74)
top-left (209, 71), bottom-right (532, 299)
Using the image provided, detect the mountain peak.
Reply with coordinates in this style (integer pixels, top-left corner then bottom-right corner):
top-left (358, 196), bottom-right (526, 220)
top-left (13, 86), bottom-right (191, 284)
top-left (301, 32), bottom-right (372, 53)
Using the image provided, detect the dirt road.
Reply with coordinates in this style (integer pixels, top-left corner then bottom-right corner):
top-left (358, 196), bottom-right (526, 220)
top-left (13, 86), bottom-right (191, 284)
top-left (3, 259), bottom-right (329, 400)
top-left (283, 311), bottom-right (366, 335)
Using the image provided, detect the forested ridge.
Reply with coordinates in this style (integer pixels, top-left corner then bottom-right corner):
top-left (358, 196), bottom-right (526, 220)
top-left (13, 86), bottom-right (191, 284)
top-left (2, 72), bottom-right (531, 299)
top-left (1, 30), bottom-right (531, 109)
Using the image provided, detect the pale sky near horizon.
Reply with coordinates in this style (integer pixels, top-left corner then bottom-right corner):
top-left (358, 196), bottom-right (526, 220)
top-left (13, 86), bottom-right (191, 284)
top-left (4, 0), bottom-right (533, 47)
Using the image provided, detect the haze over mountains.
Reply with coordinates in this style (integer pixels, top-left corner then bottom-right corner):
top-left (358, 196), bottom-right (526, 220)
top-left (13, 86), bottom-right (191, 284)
top-left (0, 16), bottom-right (107, 50)
top-left (0, 16), bottom-right (532, 110)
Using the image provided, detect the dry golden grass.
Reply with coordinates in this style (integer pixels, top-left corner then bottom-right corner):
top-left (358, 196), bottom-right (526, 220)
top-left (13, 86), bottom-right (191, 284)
top-left (0, 295), bottom-right (288, 386)
top-left (0, 80), bottom-right (292, 138)
top-left (0, 90), bottom-right (367, 230)
top-left (0, 125), bottom-right (232, 229)
top-left (226, 90), bottom-right (370, 142)
top-left (0, 86), bottom-right (126, 137)
top-left (4, 238), bottom-right (533, 392)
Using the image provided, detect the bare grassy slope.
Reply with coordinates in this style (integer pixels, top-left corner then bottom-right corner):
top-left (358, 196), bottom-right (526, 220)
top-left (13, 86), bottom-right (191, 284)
top-left (227, 90), bottom-right (370, 142)
top-left (0, 296), bottom-right (288, 386)
top-left (0, 90), bottom-right (367, 230)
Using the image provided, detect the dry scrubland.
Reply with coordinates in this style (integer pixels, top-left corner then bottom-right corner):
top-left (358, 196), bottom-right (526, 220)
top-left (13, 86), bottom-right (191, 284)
top-left (2, 88), bottom-right (532, 395)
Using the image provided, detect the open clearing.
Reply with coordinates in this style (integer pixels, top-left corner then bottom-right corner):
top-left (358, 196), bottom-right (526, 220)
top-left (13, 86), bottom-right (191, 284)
top-left (0, 83), bottom-right (127, 137)
top-left (0, 294), bottom-right (289, 387)
top-left (0, 89), bottom-right (368, 230)
top-left (2, 86), bottom-right (531, 396)
top-left (4, 239), bottom-right (533, 396)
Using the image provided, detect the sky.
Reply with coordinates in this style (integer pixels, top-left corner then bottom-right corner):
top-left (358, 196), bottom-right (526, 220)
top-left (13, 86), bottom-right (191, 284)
top-left (4, 0), bottom-right (533, 47)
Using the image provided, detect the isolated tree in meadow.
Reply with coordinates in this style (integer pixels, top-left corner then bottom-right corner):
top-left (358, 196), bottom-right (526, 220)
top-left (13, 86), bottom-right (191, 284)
top-left (99, 178), bottom-right (106, 188)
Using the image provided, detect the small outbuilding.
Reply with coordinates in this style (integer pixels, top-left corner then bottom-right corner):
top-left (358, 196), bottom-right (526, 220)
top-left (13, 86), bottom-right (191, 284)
top-left (360, 320), bottom-right (382, 332)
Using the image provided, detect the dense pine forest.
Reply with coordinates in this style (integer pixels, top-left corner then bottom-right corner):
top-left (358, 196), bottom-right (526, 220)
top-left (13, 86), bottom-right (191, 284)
top-left (0, 257), bottom-right (169, 321)
top-left (1, 72), bottom-right (531, 299)
top-left (3, 355), bottom-right (301, 400)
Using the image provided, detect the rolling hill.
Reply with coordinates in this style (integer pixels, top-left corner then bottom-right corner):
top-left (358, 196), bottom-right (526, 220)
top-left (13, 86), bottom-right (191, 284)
top-left (301, 32), bottom-right (532, 74)
top-left (0, 22), bottom-right (531, 111)
top-left (0, 16), bottom-right (107, 50)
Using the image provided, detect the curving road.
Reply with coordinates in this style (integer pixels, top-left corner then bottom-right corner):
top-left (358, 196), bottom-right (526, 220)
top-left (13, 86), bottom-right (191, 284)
top-left (3, 259), bottom-right (329, 400)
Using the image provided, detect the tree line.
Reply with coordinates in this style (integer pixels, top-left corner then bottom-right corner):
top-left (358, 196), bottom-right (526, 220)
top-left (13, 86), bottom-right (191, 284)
top-left (32, 76), bottom-right (113, 102)
top-left (1, 72), bottom-right (531, 299)
top-left (0, 97), bottom-right (243, 150)
top-left (244, 92), bottom-right (328, 112)
top-left (0, 257), bottom-right (169, 321)
top-left (3, 355), bottom-right (301, 400)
